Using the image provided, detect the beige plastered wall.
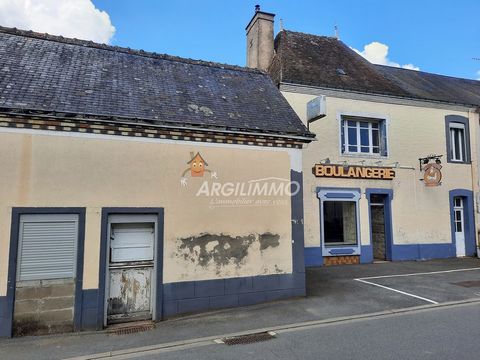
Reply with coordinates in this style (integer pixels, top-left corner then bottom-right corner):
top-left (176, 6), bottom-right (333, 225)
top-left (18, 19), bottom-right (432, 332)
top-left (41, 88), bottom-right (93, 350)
top-left (0, 128), bottom-right (299, 296)
top-left (283, 91), bottom-right (475, 250)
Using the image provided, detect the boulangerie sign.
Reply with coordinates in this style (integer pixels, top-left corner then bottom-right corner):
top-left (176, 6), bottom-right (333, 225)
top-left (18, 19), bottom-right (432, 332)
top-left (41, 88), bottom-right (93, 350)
top-left (312, 164), bottom-right (396, 180)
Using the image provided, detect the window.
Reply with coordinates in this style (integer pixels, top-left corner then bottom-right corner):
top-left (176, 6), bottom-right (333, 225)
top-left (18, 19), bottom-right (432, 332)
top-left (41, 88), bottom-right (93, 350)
top-left (341, 117), bottom-right (387, 156)
top-left (318, 189), bottom-right (361, 256)
top-left (445, 115), bottom-right (470, 164)
top-left (449, 123), bottom-right (466, 162)
top-left (453, 197), bottom-right (464, 233)
top-left (323, 201), bottom-right (358, 245)
top-left (17, 214), bottom-right (79, 281)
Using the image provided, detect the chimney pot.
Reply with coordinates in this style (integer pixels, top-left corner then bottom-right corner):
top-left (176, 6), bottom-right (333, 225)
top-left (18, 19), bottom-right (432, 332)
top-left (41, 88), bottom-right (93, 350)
top-left (255, 4), bottom-right (260, 12)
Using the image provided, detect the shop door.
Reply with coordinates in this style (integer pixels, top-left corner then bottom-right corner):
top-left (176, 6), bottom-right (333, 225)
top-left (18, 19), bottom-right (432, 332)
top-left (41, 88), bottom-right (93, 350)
top-left (453, 197), bottom-right (466, 257)
top-left (370, 195), bottom-right (386, 261)
top-left (107, 222), bottom-right (155, 324)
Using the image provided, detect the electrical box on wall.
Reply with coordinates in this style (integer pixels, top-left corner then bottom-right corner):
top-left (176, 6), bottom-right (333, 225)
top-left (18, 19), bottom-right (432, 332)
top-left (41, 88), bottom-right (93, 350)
top-left (307, 95), bottom-right (326, 122)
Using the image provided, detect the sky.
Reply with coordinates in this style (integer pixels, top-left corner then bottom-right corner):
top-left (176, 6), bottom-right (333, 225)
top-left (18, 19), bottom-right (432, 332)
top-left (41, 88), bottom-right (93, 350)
top-left (0, 0), bottom-right (479, 80)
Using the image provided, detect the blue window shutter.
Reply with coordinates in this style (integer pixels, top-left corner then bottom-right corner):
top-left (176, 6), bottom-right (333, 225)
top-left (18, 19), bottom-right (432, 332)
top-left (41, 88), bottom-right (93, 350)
top-left (341, 120), bottom-right (345, 153)
top-left (380, 120), bottom-right (388, 156)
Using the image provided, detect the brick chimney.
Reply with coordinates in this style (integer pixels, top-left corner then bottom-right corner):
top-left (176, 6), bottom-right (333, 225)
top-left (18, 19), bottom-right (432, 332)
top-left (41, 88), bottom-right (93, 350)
top-left (245, 5), bottom-right (275, 71)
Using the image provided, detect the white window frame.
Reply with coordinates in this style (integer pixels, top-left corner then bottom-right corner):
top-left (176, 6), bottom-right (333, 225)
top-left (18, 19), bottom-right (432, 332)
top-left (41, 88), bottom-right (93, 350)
top-left (337, 111), bottom-right (389, 158)
top-left (449, 122), bottom-right (466, 162)
top-left (317, 189), bottom-right (362, 256)
top-left (343, 119), bottom-right (381, 155)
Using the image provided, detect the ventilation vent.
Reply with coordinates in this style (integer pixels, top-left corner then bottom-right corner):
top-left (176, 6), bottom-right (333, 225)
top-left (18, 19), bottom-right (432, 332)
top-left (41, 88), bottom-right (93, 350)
top-left (108, 321), bottom-right (155, 335)
top-left (336, 68), bottom-right (347, 75)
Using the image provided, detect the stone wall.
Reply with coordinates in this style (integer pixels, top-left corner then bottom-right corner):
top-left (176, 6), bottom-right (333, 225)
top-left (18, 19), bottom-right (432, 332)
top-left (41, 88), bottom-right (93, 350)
top-left (13, 279), bottom-right (75, 336)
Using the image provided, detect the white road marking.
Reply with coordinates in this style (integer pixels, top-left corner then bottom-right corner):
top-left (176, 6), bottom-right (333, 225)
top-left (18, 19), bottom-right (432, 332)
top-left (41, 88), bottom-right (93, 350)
top-left (354, 278), bottom-right (439, 304)
top-left (358, 267), bottom-right (480, 281)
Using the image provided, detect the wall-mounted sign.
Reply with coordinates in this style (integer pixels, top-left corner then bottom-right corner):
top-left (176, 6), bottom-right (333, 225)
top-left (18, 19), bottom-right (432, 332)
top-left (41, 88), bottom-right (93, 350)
top-left (422, 163), bottom-right (442, 187)
top-left (312, 164), bottom-right (395, 180)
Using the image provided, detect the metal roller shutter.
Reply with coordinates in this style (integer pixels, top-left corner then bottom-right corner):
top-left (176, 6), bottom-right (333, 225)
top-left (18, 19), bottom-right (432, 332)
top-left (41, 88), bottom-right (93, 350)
top-left (17, 214), bottom-right (78, 281)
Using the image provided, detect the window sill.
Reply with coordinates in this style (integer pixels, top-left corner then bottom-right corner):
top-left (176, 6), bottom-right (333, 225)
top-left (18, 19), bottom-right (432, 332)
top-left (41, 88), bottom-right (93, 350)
top-left (447, 160), bottom-right (471, 165)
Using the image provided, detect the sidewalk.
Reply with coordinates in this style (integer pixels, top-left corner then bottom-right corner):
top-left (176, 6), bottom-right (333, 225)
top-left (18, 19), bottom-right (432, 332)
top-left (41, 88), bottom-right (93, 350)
top-left (1, 258), bottom-right (479, 360)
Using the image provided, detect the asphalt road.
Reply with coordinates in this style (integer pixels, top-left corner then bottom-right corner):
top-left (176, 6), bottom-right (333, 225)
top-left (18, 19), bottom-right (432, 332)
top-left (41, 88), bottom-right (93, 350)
top-left (135, 301), bottom-right (480, 360)
top-left (1, 258), bottom-right (479, 360)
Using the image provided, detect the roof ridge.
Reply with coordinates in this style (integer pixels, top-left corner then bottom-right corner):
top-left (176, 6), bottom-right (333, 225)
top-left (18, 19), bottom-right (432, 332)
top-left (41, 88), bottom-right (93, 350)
top-left (280, 29), bottom-right (338, 40)
top-left (0, 25), bottom-right (264, 75)
top-left (374, 64), bottom-right (480, 84)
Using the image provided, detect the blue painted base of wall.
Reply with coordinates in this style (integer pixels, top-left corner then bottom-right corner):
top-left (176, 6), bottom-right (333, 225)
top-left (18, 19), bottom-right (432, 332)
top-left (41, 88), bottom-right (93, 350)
top-left (163, 273), bottom-right (306, 318)
top-left (80, 289), bottom-right (101, 331)
top-left (0, 296), bottom-right (11, 337)
top-left (391, 243), bottom-right (456, 261)
top-left (305, 247), bottom-right (323, 267)
top-left (360, 245), bottom-right (373, 263)
top-left (305, 243), bottom-right (459, 267)
top-left (75, 273), bottom-right (306, 331)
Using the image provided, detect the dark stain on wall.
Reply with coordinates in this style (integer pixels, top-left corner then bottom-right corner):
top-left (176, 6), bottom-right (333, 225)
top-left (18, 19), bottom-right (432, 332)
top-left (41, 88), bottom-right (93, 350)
top-left (259, 233), bottom-right (280, 251)
top-left (177, 232), bottom-right (280, 268)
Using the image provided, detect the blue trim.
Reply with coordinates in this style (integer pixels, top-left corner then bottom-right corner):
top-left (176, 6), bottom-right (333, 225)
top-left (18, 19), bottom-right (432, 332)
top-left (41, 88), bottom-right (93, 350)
top-left (291, 170), bottom-right (306, 275)
top-left (328, 248), bottom-right (355, 255)
top-left (162, 273), bottom-right (306, 317)
top-left (317, 187), bottom-right (362, 258)
top-left (304, 247), bottom-right (323, 267)
top-left (360, 245), bottom-right (373, 263)
top-left (445, 115), bottom-right (471, 164)
top-left (391, 243), bottom-right (455, 261)
top-left (96, 208), bottom-right (164, 330)
top-left (325, 193), bottom-right (355, 199)
top-left (366, 188), bottom-right (393, 261)
top-left (449, 189), bottom-right (476, 257)
top-left (1, 207), bottom-right (86, 338)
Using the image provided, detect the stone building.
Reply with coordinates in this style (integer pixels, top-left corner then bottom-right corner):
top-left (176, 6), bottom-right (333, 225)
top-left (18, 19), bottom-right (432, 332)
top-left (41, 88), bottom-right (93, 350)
top-left (0, 26), bottom-right (314, 337)
top-left (246, 7), bottom-right (480, 266)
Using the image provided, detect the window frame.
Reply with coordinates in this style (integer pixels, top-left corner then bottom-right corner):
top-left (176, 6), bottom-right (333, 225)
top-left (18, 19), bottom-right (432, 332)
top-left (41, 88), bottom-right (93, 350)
top-left (449, 123), bottom-right (466, 162)
top-left (322, 200), bottom-right (359, 246)
top-left (317, 188), bottom-right (361, 257)
top-left (338, 112), bottom-right (389, 158)
top-left (445, 115), bottom-right (470, 164)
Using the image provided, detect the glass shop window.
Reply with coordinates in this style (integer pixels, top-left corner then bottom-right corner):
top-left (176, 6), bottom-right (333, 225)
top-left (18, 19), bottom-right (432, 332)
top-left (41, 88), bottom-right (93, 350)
top-left (323, 201), bottom-right (358, 246)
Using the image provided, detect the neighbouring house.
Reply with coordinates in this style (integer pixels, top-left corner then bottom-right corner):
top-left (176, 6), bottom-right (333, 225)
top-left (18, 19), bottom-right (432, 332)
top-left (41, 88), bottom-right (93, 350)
top-left (246, 7), bottom-right (480, 266)
top-left (0, 26), bottom-right (314, 337)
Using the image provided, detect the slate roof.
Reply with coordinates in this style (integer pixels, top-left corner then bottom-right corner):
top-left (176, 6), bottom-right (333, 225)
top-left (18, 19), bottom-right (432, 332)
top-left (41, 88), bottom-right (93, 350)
top-left (270, 30), bottom-right (480, 107)
top-left (0, 26), bottom-right (313, 139)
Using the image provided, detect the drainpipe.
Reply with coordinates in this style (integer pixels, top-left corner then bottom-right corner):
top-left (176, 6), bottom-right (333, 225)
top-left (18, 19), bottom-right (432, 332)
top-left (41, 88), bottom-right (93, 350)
top-left (470, 107), bottom-right (480, 258)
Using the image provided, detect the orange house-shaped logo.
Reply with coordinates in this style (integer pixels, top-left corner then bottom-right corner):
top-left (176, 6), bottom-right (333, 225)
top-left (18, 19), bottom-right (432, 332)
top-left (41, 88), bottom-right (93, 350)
top-left (181, 151), bottom-right (212, 179)
top-left (188, 152), bottom-right (208, 177)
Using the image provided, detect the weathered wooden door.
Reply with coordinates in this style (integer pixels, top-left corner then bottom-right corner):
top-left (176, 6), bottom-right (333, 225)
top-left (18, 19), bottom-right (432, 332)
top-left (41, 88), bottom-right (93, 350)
top-left (107, 222), bottom-right (155, 324)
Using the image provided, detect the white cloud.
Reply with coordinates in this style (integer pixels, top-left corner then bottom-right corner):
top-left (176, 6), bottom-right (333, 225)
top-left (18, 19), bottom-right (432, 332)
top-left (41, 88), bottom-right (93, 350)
top-left (0, 0), bottom-right (115, 44)
top-left (352, 41), bottom-right (420, 71)
top-left (477, 71), bottom-right (480, 81)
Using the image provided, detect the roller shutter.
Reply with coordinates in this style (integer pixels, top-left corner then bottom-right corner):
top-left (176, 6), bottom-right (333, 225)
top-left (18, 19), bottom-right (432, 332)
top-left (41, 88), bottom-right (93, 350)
top-left (17, 214), bottom-right (78, 281)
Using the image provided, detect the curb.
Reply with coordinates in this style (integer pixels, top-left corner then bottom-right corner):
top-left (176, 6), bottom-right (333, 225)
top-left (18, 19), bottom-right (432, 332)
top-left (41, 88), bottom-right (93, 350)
top-left (64, 297), bottom-right (480, 360)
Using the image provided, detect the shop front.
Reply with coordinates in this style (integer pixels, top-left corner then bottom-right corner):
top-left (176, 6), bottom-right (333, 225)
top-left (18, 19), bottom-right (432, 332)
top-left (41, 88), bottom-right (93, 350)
top-left (292, 98), bottom-right (478, 267)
